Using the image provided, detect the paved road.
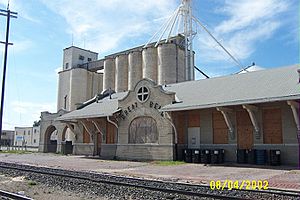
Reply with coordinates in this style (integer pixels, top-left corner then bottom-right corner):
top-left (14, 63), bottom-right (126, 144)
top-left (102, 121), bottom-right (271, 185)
top-left (0, 153), bottom-right (299, 191)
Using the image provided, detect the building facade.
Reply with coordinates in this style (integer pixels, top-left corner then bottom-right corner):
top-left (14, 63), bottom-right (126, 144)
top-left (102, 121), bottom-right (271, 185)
top-left (39, 39), bottom-right (300, 166)
top-left (15, 126), bottom-right (40, 147)
top-left (0, 130), bottom-right (14, 146)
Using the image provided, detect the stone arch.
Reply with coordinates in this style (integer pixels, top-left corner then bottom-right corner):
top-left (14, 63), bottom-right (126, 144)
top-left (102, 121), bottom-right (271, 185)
top-left (62, 125), bottom-right (76, 143)
top-left (128, 116), bottom-right (158, 144)
top-left (61, 125), bottom-right (75, 154)
top-left (45, 125), bottom-right (58, 153)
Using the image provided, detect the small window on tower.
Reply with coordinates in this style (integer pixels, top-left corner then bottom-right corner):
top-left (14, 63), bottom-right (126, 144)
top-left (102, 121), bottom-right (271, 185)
top-left (79, 55), bottom-right (85, 60)
top-left (65, 63), bottom-right (69, 69)
top-left (88, 58), bottom-right (92, 62)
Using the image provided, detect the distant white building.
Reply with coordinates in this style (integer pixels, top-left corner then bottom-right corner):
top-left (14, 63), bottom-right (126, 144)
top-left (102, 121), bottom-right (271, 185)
top-left (14, 126), bottom-right (40, 147)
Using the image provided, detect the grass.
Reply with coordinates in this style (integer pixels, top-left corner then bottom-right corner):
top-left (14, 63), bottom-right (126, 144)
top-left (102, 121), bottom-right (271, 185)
top-left (28, 180), bottom-right (37, 186)
top-left (152, 160), bottom-right (185, 166)
top-left (0, 150), bottom-right (34, 154)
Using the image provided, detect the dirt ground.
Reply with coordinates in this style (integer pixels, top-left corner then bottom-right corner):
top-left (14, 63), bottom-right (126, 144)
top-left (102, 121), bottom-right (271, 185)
top-left (0, 173), bottom-right (106, 200)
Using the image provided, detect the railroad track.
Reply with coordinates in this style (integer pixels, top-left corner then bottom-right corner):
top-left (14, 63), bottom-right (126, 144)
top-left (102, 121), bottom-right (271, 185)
top-left (0, 189), bottom-right (33, 200)
top-left (0, 162), bottom-right (299, 200)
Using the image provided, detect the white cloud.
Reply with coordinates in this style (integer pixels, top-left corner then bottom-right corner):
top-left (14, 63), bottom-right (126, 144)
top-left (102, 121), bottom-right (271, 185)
top-left (40, 0), bottom-right (178, 54)
top-left (0, 0), bottom-right (41, 23)
top-left (6, 101), bottom-right (56, 128)
top-left (215, 0), bottom-right (288, 34)
top-left (196, 0), bottom-right (290, 65)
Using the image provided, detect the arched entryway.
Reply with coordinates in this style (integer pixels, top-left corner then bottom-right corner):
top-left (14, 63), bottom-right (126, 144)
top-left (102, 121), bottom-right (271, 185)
top-left (61, 126), bottom-right (76, 154)
top-left (45, 125), bottom-right (58, 153)
top-left (129, 117), bottom-right (158, 144)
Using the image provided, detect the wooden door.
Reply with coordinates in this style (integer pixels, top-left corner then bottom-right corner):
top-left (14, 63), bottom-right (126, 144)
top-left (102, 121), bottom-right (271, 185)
top-left (263, 108), bottom-right (282, 144)
top-left (237, 110), bottom-right (253, 149)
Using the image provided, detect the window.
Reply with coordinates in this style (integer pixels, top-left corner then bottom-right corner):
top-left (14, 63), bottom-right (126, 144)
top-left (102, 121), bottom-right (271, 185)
top-left (34, 129), bottom-right (36, 133)
top-left (2, 132), bottom-right (6, 136)
top-left (65, 63), bottom-right (69, 69)
top-left (34, 139), bottom-right (36, 143)
top-left (28, 130), bottom-right (30, 135)
top-left (136, 86), bottom-right (149, 102)
top-left (79, 55), bottom-right (85, 60)
top-left (129, 117), bottom-right (158, 144)
top-left (88, 58), bottom-right (92, 62)
top-left (23, 131), bottom-right (25, 135)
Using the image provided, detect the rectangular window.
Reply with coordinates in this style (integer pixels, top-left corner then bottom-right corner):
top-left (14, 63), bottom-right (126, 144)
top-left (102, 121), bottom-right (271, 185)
top-left (34, 139), bottom-right (36, 143)
top-left (23, 131), bottom-right (25, 135)
top-left (34, 129), bottom-right (36, 133)
top-left (65, 62), bottom-right (69, 69)
top-left (28, 130), bottom-right (30, 135)
top-left (79, 55), bottom-right (85, 60)
top-left (88, 58), bottom-right (92, 62)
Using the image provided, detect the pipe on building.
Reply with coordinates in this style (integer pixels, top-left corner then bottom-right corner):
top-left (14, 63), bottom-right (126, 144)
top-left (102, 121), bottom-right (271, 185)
top-left (107, 116), bottom-right (118, 144)
top-left (164, 112), bottom-right (178, 161)
top-left (287, 100), bottom-right (300, 169)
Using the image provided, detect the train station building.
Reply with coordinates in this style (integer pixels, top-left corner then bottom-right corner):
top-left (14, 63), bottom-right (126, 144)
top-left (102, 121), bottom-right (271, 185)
top-left (38, 36), bottom-right (300, 166)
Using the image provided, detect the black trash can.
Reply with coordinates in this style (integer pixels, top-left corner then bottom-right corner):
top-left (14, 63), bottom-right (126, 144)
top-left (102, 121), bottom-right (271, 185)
top-left (192, 149), bottom-right (201, 163)
top-left (201, 149), bottom-right (211, 164)
top-left (247, 149), bottom-right (256, 164)
top-left (237, 149), bottom-right (247, 164)
top-left (255, 149), bottom-right (267, 165)
top-left (65, 141), bottom-right (73, 155)
top-left (269, 150), bottom-right (281, 166)
top-left (183, 149), bottom-right (192, 163)
top-left (211, 149), bottom-right (224, 164)
top-left (219, 149), bottom-right (225, 163)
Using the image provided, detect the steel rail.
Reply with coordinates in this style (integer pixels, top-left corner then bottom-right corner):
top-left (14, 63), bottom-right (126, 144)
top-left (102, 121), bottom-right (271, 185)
top-left (0, 190), bottom-right (33, 200)
top-left (0, 162), bottom-right (299, 199)
top-left (0, 163), bottom-right (247, 200)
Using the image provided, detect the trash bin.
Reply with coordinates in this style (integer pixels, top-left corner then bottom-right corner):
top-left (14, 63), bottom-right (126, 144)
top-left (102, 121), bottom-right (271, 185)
top-left (255, 149), bottom-right (267, 165)
top-left (183, 149), bottom-right (192, 163)
top-left (211, 149), bottom-right (223, 164)
top-left (201, 149), bottom-right (211, 164)
top-left (269, 150), bottom-right (281, 166)
top-left (192, 149), bottom-right (201, 163)
top-left (65, 141), bottom-right (73, 155)
top-left (237, 149), bottom-right (247, 164)
top-left (247, 149), bottom-right (256, 164)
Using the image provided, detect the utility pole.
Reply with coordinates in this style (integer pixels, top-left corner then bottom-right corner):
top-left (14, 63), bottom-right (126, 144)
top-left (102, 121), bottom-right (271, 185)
top-left (0, 2), bottom-right (17, 151)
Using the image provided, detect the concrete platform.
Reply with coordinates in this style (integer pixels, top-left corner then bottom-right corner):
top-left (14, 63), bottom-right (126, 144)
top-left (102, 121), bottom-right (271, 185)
top-left (0, 153), bottom-right (299, 191)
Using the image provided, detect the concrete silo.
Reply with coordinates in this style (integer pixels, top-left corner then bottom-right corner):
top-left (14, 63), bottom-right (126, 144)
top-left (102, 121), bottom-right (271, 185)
top-left (142, 47), bottom-right (158, 83)
top-left (157, 43), bottom-right (177, 85)
top-left (115, 54), bottom-right (128, 92)
top-left (103, 57), bottom-right (116, 91)
top-left (69, 68), bottom-right (88, 110)
top-left (128, 51), bottom-right (142, 90)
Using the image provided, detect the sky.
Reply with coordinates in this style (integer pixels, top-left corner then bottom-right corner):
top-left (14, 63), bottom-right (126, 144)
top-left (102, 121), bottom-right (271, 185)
top-left (0, 0), bottom-right (299, 130)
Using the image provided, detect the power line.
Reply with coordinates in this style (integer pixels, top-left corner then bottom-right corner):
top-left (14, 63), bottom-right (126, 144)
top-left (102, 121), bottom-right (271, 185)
top-left (0, 4), bottom-right (17, 150)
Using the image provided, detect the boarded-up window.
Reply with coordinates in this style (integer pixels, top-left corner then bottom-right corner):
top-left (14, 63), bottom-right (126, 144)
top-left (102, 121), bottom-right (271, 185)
top-left (83, 129), bottom-right (90, 143)
top-left (263, 108), bottom-right (282, 144)
top-left (129, 117), bottom-right (158, 144)
top-left (213, 111), bottom-right (228, 144)
top-left (106, 122), bottom-right (115, 144)
top-left (237, 110), bottom-right (253, 149)
top-left (188, 111), bottom-right (200, 127)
